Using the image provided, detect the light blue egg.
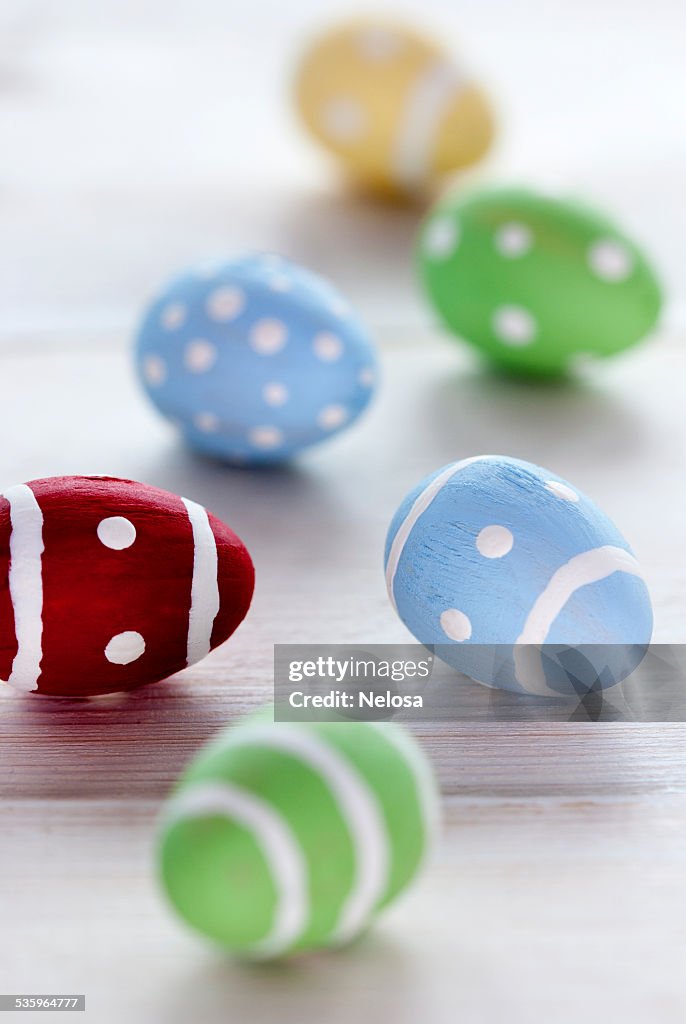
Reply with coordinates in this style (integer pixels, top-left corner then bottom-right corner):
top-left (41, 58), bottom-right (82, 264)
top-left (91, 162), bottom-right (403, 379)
top-left (384, 456), bottom-right (653, 696)
top-left (134, 254), bottom-right (378, 463)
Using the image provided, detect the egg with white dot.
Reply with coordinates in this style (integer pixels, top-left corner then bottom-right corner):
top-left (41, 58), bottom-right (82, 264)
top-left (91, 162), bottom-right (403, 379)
top-left (135, 254), bottom-right (378, 464)
top-left (295, 16), bottom-right (495, 198)
top-left (419, 187), bottom-right (663, 375)
top-left (384, 456), bottom-right (653, 696)
top-left (0, 476), bottom-right (254, 698)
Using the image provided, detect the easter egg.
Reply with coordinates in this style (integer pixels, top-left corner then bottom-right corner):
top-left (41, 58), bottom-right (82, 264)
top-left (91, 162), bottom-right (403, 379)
top-left (0, 476), bottom-right (254, 697)
top-left (158, 711), bottom-right (440, 957)
top-left (384, 456), bottom-right (653, 696)
top-left (294, 17), bottom-right (495, 198)
top-left (135, 253), bottom-right (377, 464)
top-left (419, 187), bottom-right (663, 375)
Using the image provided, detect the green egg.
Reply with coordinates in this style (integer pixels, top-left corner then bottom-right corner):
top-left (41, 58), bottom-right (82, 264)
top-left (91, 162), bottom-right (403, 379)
top-left (418, 187), bottom-right (663, 376)
top-left (157, 709), bottom-right (440, 958)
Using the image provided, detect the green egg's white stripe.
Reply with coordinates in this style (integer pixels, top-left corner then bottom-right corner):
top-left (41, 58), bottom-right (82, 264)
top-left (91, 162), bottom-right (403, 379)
top-left (385, 456), bottom-right (489, 611)
top-left (514, 545), bottom-right (644, 697)
top-left (2, 484), bottom-right (45, 693)
top-left (181, 497), bottom-right (220, 667)
top-left (229, 724), bottom-right (390, 945)
top-left (367, 723), bottom-right (441, 863)
top-left (391, 60), bottom-right (464, 188)
top-left (162, 780), bottom-right (308, 959)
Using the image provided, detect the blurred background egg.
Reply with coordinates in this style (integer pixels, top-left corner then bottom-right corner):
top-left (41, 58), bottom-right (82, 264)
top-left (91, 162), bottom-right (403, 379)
top-left (135, 253), bottom-right (378, 464)
top-left (294, 16), bottom-right (495, 199)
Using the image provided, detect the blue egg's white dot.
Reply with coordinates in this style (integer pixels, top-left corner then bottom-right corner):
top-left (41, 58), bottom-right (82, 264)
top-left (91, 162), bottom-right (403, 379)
top-left (249, 426), bottom-right (284, 449)
top-left (545, 480), bottom-right (579, 502)
top-left (476, 525), bottom-right (513, 558)
top-left (105, 630), bottom-right (145, 665)
top-left (97, 516), bottom-right (136, 550)
top-left (358, 366), bottom-right (375, 388)
top-left (206, 286), bottom-right (245, 322)
top-left (193, 411), bottom-right (220, 433)
top-left (160, 302), bottom-right (186, 330)
top-left (424, 217), bottom-right (459, 260)
top-left (317, 404), bottom-right (348, 430)
top-left (329, 297), bottom-right (350, 318)
top-left (313, 332), bottom-right (343, 362)
top-left (440, 609), bottom-right (472, 642)
top-left (184, 338), bottom-right (217, 373)
top-left (268, 274), bottom-right (292, 293)
top-left (263, 382), bottom-right (289, 406)
top-left (588, 239), bottom-right (633, 282)
top-left (492, 305), bottom-right (537, 347)
top-left (250, 319), bottom-right (287, 355)
top-left (495, 222), bottom-right (532, 258)
top-left (143, 355), bottom-right (167, 386)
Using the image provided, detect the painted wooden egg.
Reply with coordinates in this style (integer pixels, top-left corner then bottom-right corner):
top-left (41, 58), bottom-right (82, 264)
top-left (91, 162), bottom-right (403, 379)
top-left (294, 17), bottom-right (495, 198)
top-left (158, 710), bottom-right (440, 957)
top-left (135, 253), bottom-right (378, 464)
top-left (384, 456), bottom-right (653, 697)
top-left (0, 476), bottom-right (254, 698)
top-left (419, 187), bottom-right (663, 375)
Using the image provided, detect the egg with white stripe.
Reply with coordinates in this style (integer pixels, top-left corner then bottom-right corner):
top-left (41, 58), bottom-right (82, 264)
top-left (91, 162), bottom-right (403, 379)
top-left (135, 254), bottom-right (378, 464)
top-left (420, 187), bottom-right (663, 376)
top-left (0, 476), bottom-right (254, 697)
top-left (294, 17), bottom-right (495, 198)
top-left (158, 711), bottom-right (440, 957)
top-left (385, 456), bottom-right (653, 696)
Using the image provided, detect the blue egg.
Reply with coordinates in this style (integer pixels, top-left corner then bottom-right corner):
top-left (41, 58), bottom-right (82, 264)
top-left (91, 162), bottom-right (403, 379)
top-left (384, 456), bottom-right (653, 696)
top-left (134, 254), bottom-right (378, 463)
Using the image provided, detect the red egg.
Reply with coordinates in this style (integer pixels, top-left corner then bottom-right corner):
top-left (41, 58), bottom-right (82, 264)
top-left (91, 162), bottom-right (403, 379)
top-left (0, 476), bottom-right (254, 697)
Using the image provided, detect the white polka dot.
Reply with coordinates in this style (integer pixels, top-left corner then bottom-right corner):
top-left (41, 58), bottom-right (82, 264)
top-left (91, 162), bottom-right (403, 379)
top-left (323, 97), bottom-right (366, 142)
top-left (263, 382), bottom-right (289, 406)
top-left (105, 631), bottom-right (145, 665)
top-left (545, 480), bottom-right (579, 502)
top-left (492, 305), bottom-right (537, 347)
top-left (250, 319), bottom-right (288, 355)
top-left (329, 296), bottom-right (350, 318)
top-left (424, 217), bottom-right (459, 260)
top-left (440, 609), bottom-right (472, 642)
top-left (313, 332), bottom-right (343, 362)
top-left (317, 404), bottom-right (348, 430)
top-left (160, 302), bottom-right (186, 330)
top-left (206, 285), bottom-right (245, 322)
top-left (357, 27), bottom-right (401, 61)
top-left (194, 260), bottom-right (223, 280)
top-left (193, 411), bottom-right (220, 433)
top-left (588, 239), bottom-right (633, 282)
top-left (359, 366), bottom-right (375, 388)
top-left (249, 426), bottom-right (284, 449)
top-left (97, 516), bottom-right (136, 550)
top-left (184, 338), bottom-right (217, 373)
top-left (142, 355), bottom-right (167, 386)
top-left (476, 525), bottom-right (514, 559)
top-left (268, 274), bottom-right (292, 293)
top-left (495, 222), bottom-right (532, 258)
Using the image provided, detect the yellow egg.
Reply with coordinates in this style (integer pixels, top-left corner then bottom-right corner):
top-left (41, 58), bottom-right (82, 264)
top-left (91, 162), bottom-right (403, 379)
top-left (294, 17), bottom-right (495, 198)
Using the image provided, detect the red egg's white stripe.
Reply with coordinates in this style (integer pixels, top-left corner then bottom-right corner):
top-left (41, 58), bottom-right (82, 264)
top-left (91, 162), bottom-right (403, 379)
top-left (2, 484), bottom-right (45, 692)
top-left (182, 497), bottom-right (220, 666)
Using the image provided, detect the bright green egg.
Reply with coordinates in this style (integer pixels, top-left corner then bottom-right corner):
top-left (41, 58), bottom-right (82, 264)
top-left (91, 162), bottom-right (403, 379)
top-left (418, 187), bottom-right (663, 376)
top-left (157, 709), bottom-right (440, 958)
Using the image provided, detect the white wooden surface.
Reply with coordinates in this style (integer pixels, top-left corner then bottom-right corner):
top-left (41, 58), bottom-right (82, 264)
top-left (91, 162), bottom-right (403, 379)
top-left (1, 3), bottom-right (686, 1022)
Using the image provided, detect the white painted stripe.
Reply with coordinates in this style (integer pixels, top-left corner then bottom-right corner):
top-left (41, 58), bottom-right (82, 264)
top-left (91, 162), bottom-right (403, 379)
top-left (161, 781), bottom-right (308, 959)
top-left (230, 724), bottom-right (389, 945)
top-left (514, 546), bottom-right (645, 697)
top-left (181, 497), bottom-right (220, 666)
top-left (385, 456), bottom-right (488, 611)
top-left (2, 484), bottom-right (44, 692)
top-left (368, 723), bottom-right (441, 870)
top-left (391, 59), bottom-right (465, 189)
